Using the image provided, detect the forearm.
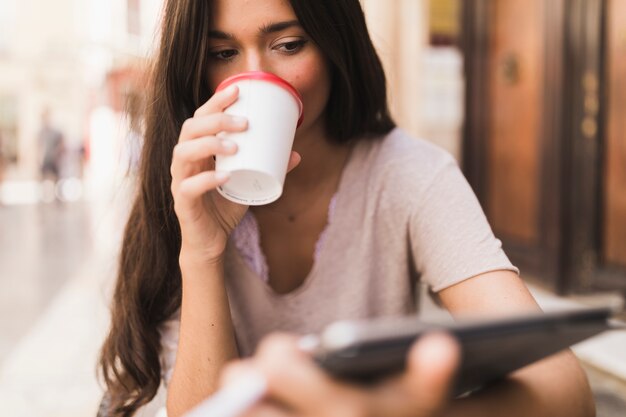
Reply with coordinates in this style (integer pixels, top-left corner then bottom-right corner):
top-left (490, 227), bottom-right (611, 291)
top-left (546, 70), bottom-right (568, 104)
top-left (443, 351), bottom-right (595, 417)
top-left (167, 255), bottom-right (238, 417)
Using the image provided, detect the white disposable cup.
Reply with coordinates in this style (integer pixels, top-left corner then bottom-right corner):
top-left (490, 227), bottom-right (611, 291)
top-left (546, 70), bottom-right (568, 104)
top-left (215, 71), bottom-right (303, 205)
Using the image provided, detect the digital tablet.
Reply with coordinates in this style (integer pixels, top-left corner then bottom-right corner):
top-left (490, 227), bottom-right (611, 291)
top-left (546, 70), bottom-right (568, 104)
top-left (310, 307), bottom-right (616, 396)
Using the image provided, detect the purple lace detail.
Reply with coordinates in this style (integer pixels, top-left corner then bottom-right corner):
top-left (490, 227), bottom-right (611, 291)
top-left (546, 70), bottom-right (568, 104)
top-left (231, 194), bottom-right (338, 282)
top-left (232, 211), bottom-right (269, 282)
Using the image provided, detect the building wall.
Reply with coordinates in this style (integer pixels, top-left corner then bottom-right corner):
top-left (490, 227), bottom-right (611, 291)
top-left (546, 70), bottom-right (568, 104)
top-left (0, 0), bottom-right (164, 180)
top-left (362, 0), bottom-right (463, 159)
top-left (362, 0), bottom-right (427, 141)
top-left (0, 0), bottom-right (462, 180)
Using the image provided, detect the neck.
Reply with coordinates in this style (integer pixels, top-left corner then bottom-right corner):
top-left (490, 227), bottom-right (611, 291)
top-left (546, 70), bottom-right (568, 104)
top-left (286, 123), bottom-right (351, 195)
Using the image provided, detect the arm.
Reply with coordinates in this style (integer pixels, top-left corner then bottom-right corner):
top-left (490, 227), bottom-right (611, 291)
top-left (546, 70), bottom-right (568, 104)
top-left (166, 257), bottom-right (239, 417)
top-left (438, 270), bottom-right (595, 417)
top-left (407, 156), bottom-right (594, 416)
top-left (165, 86), bottom-right (247, 416)
top-left (165, 86), bottom-right (302, 417)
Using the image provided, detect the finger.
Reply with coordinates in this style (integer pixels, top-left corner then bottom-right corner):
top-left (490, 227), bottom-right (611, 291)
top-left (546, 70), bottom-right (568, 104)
top-left (368, 333), bottom-right (459, 417)
top-left (170, 137), bottom-right (237, 178)
top-left (194, 85), bottom-right (240, 117)
top-left (174, 170), bottom-right (231, 203)
top-left (286, 151), bottom-right (301, 173)
top-left (180, 113), bottom-right (247, 142)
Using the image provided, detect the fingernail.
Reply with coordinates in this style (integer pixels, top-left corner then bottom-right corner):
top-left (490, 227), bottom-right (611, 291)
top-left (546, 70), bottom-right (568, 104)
top-left (215, 171), bottom-right (231, 181)
top-left (221, 139), bottom-right (237, 150)
top-left (231, 116), bottom-right (247, 126)
top-left (225, 85), bottom-right (238, 94)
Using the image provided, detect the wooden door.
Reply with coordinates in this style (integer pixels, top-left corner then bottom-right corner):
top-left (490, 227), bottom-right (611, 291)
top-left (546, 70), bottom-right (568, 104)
top-left (486, 0), bottom-right (543, 245)
top-left (463, 0), bottom-right (562, 287)
top-left (590, 0), bottom-right (626, 292)
top-left (604, 0), bottom-right (626, 270)
top-left (561, 0), bottom-right (626, 293)
top-left (464, 0), bottom-right (626, 294)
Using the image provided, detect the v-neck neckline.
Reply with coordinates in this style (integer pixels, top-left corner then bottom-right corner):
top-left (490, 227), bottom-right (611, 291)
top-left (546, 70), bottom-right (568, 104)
top-left (231, 141), bottom-right (361, 299)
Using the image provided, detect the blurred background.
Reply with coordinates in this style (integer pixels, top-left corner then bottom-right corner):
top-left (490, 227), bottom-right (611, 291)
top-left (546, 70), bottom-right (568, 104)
top-left (0, 0), bottom-right (625, 416)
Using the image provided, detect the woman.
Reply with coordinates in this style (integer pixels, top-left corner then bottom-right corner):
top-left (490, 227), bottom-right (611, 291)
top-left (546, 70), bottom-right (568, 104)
top-left (99, 1), bottom-right (595, 416)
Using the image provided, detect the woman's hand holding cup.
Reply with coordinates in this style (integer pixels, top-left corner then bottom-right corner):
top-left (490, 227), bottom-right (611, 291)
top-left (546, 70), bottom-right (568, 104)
top-left (170, 85), bottom-right (249, 265)
top-left (170, 84), bottom-right (301, 267)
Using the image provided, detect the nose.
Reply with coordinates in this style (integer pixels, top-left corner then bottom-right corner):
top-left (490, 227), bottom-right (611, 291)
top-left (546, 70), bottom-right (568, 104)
top-left (243, 50), bottom-right (271, 73)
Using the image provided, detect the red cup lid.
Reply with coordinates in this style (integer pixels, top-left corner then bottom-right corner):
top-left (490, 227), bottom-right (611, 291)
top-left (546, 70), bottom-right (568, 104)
top-left (215, 71), bottom-right (304, 127)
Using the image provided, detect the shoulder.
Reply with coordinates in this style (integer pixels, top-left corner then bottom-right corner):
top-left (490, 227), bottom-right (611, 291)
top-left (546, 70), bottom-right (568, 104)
top-left (378, 128), bottom-right (453, 158)
top-left (353, 128), bottom-right (459, 201)
top-left (358, 128), bottom-right (456, 175)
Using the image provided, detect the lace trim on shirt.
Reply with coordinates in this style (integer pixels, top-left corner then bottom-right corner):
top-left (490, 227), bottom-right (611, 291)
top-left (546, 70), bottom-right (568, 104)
top-left (231, 195), bottom-right (338, 282)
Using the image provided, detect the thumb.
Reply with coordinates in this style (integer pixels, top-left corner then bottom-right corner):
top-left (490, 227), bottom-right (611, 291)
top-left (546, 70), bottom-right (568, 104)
top-left (405, 332), bottom-right (460, 415)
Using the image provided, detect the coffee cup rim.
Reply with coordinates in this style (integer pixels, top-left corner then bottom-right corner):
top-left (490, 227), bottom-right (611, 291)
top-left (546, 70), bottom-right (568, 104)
top-left (216, 71), bottom-right (304, 127)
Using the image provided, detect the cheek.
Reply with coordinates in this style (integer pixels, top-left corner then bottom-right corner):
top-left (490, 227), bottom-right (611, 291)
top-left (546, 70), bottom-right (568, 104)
top-left (283, 57), bottom-right (331, 120)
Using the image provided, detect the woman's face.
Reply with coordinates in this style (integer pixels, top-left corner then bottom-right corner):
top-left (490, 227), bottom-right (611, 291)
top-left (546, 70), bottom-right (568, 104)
top-left (207, 0), bottom-right (331, 135)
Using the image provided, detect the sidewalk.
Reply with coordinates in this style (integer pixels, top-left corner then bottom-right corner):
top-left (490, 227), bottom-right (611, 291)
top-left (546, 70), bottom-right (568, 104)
top-left (0, 178), bottom-right (132, 416)
top-left (0, 249), bottom-right (114, 416)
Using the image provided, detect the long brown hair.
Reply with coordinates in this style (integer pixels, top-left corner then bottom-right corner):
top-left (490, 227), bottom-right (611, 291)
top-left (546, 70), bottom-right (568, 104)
top-left (98, 0), bottom-right (394, 415)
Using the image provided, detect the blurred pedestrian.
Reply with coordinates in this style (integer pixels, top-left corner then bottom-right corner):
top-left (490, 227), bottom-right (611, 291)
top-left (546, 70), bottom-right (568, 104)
top-left (38, 109), bottom-right (65, 184)
top-left (38, 109), bottom-right (65, 202)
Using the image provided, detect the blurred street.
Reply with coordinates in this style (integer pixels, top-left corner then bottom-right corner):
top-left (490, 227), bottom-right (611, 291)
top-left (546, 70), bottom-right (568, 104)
top-left (0, 203), bottom-right (92, 363)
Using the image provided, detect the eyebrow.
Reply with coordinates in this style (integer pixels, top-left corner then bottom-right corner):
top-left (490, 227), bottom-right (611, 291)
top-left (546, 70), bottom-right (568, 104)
top-left (208, 20), bottom-right (302, 40)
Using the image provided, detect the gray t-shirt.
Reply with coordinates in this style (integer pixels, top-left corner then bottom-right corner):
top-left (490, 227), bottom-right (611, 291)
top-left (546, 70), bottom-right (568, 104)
top-left (158, 128), bottom-right (518, 382)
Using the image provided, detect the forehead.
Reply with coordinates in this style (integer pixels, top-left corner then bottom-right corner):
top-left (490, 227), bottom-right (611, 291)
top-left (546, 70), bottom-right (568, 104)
top-left (210, 0), bottom-right (297, 30)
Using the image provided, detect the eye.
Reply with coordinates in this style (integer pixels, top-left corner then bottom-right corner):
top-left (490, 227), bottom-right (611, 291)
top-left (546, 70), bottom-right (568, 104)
top-left (275, 40), bottom-right (307, 54)
top-left (210, 49), bottom-right (239, 61)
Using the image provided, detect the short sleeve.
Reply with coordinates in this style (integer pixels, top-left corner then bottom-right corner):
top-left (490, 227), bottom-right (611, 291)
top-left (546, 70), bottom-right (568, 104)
top-left (158, 310), bottom-right (180, 387)
top-left (410, 157), bottom-right (519, 292)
